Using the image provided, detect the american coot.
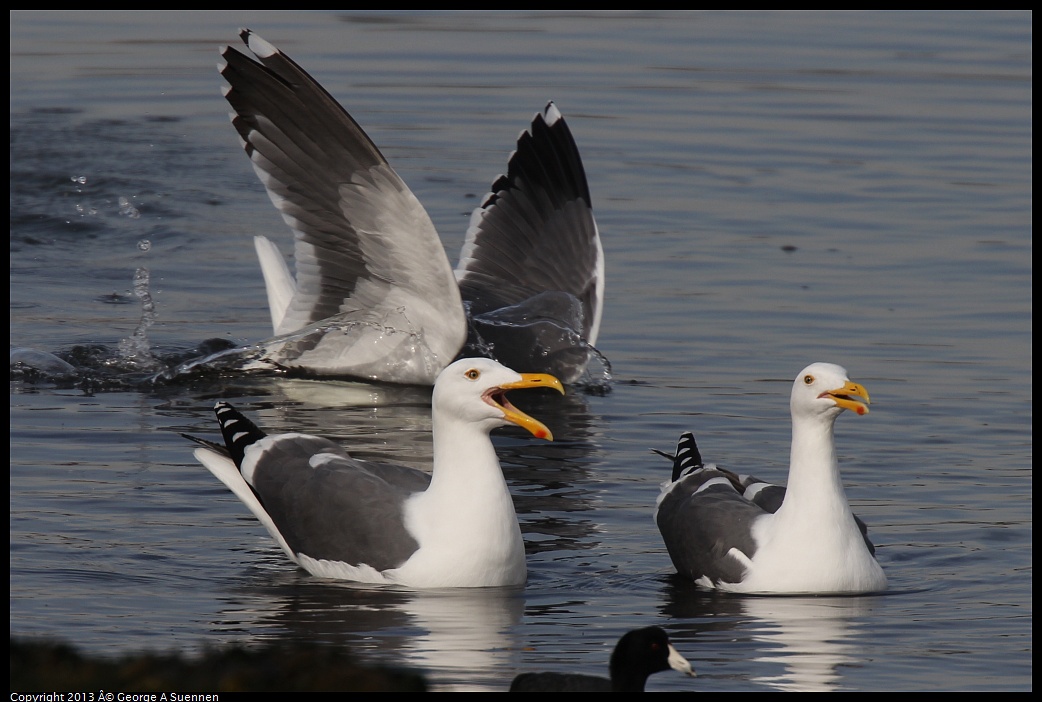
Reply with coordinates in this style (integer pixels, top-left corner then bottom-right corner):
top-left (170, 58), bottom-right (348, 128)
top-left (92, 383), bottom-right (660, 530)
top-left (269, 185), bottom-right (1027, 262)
top-left (186, 358), bottom-right (563, 587)
top-left (655, 362), bottom-right (887, 594)
top-left (509, 626), bottom-right (695, 692)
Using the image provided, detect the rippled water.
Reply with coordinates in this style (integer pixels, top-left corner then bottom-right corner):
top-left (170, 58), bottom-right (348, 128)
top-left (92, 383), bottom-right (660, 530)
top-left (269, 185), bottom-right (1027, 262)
top-left (10, 11), bottom-right (1031, 691)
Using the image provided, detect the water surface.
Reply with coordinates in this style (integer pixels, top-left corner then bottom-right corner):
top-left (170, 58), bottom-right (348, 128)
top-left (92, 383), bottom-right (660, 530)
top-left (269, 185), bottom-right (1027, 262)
top-left (10, 10), bottom-right (1031, 691)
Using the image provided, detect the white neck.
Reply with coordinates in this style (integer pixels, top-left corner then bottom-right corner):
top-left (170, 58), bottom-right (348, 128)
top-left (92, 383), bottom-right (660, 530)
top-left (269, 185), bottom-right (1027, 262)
top-left (781, 411), bottom-right (848, 516)
top-left (428, 414), bottom-right (506, 495)
top-left (394, 413), bottom-right (526, 587)
top-left (740, 409), bottom-right (886, 593)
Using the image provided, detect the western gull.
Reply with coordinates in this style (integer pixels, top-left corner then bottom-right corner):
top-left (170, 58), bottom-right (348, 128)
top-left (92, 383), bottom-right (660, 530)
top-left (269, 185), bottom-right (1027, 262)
top-left (218, 30), bottom-right (604, 385)
top-left (186, 357), bottom-right (563, 588)
top-left (509, 626), bottom-right (696, 692)
top-left (654, 363), bottom-right (887, 595)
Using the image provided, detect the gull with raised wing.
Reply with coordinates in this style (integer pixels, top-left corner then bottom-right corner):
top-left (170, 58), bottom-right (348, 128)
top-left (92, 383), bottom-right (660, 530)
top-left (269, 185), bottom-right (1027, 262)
top-left (217, 30), bottom-right (604, 385)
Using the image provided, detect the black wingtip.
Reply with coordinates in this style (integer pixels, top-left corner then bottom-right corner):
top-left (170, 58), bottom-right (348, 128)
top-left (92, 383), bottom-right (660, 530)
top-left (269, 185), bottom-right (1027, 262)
top-left (652, 432), bottom-right (704, 481)
top-left (671, 432), bottom-right (703, 482)
top-left (213, 402), bottom-right (267, 468)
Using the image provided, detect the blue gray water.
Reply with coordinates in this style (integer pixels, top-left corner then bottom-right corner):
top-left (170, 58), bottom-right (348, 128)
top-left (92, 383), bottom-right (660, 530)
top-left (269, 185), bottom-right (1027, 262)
top-left (10, 11), bottom-right (1031, 691)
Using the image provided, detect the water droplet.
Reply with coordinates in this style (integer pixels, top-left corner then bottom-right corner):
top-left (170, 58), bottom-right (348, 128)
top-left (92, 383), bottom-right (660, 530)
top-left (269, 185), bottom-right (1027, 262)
top-left (118, 196), bottom-right (140, 219)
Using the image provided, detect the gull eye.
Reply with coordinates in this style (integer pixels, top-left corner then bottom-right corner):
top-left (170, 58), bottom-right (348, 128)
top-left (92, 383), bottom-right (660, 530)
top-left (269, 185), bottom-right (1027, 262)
top-left (465, 368), bottom-right (481, 380)
top-left (803, 374), bottom-right (815, 385)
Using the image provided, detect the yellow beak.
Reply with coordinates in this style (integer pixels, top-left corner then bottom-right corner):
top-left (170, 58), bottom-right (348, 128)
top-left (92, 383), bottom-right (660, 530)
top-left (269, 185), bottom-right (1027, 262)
top-left (488, 373), bottom-right (565, 440)
top-left (824, 380), bottom-right (871, 416)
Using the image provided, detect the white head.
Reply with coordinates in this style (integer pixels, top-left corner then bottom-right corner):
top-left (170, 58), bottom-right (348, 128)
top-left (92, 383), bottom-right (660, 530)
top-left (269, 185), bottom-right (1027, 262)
top-left (790, 362), bottom-right (871, 421)
top-left (432, 358), bottom-right (564, 439)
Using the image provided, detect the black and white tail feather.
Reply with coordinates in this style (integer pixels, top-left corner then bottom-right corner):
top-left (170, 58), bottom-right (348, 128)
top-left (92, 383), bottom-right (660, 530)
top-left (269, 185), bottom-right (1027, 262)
top-left (183, 402), bottom-right (266, 470)
top-left (213, 402), bottom-right (267, 468)
top-left (651, 431), bottom-right (704, 482)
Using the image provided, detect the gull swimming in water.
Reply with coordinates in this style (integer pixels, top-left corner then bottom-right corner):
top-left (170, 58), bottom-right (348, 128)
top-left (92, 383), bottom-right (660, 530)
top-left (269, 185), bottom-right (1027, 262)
top-left (186, 357), bottom-right (563, 587)
top-left (654, 362), bottom-right (886, 594)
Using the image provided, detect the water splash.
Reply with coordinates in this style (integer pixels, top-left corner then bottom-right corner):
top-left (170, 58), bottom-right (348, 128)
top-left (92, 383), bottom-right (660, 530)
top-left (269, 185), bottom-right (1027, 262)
top-left (462, 291), bottom-right (611, 391)
top-left (9, 348), bottom-right (77, 378)
top-left (577, 346), bottom-right (612, 394)
top-left (116, 266), bottom-right (162, 372)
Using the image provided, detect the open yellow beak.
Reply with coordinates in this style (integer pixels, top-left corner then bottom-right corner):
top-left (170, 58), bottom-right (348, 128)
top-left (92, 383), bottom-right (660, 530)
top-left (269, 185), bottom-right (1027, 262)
top-left (486, 373), bottom-right (565, 440)
top-left (823, 380), bottom-right (871, 416)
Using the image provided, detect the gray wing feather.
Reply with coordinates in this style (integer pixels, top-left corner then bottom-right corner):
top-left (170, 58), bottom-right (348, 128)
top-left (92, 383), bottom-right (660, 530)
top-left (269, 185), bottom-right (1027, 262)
top-left (221, 30), bottom-right (465, 342)
top-left (248, 434), bottom-right (430, 571)
top-left (656, 467), bottom-right (763, 585)
top-left (456, 104), bottom-right (603, 383)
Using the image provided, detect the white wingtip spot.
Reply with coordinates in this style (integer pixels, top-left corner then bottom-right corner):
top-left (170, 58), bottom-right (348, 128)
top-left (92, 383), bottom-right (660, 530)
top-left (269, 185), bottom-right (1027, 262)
top-left (246, 32), bottom-right (278, 59)
top-left (544, 102), bottom-right (562, 124)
